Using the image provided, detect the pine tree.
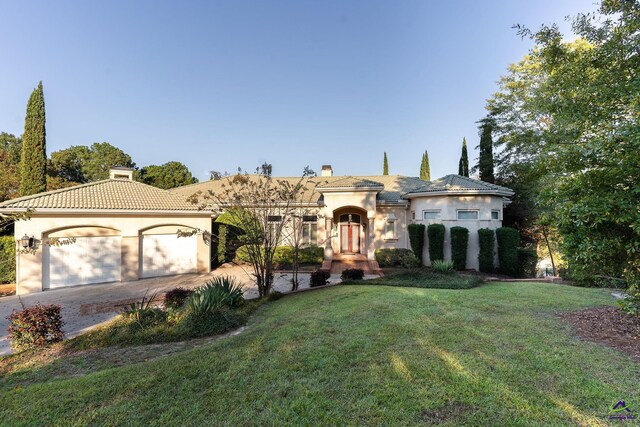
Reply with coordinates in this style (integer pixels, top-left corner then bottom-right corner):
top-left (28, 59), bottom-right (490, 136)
top-left (20, 82), bottom-right (47, 196)
top-left (420, 150), bottom-right (431, 180)
top-left (383, 152), bottom-right (389, 175)
top-left (478, 117), bottom-right (495, 183)
top-left (458, 138), bottom-right (469, 177)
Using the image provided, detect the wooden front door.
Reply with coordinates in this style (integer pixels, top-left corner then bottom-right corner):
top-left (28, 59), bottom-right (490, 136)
top-left (340, 224), bottom-right (360, 253)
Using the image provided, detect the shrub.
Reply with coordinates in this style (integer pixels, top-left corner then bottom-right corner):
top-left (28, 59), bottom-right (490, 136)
top-left (187, 276), bottom-right (244, 317)
top-left (496, 227), bottom-right (520, 276)
top-left (217, 223), bottom-right (228, 264)
top-left (432, 260), bottom-right (454, 274)
top-left (122, 291), bottom-right (166, 328)
top-left (427, 224), bottom-right (445, 263)
top-left (407, 224), bottom-right (425, 264)
top-left (164, 287), bottom-right (194, 310)
top-left (374, 248), bottom-right (420, 268)
top-left (617, 295), bottom-right (639, 316)
top-left (478, 228), bottom-right (495, 273)
top-left (310, 269), bottom-right (330, 287)
top-left (341, 268), bottom-right (364, 280)
top-left (7, 304), bottom-right (64, 351)
top-left (0, 236), bottom-right (15, 284)
top-left (517, 248), bottom-right (538, 278)
top-left (267, 291), bottom-right (284, 301)
top-left (236, 245), bottom-right (323, 267)
top-left (450, 226), bottom-right (469, 270)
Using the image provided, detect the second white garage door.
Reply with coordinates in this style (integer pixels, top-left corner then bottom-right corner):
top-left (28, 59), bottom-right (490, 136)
top-left (141, 233), bottom-right (197, 278)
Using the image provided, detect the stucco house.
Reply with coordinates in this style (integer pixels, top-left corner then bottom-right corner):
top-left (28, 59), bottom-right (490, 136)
top-left (0, 165), bottom-right (513, 294)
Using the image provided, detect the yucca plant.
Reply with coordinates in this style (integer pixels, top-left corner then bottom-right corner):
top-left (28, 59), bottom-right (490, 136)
top-left (432, 260), bottom-right (455, 274)
top-left (186, 276), bottom-right (245, 317)
top-left (122, 291), bottom-right (165, 327)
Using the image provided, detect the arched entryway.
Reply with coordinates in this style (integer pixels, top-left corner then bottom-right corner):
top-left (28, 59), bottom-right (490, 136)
top-left (333, 207), bottom-right (367, 255)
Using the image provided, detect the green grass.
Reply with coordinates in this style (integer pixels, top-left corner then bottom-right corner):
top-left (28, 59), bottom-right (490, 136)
top-left (1, 282), bottom-right (638, 426)
top-left (353, 268), bottom-right (483, 289)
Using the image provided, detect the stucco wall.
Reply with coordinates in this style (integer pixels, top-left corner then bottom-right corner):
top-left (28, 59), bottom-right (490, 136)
top-left (410, 195), bottom-right (504, 269)
top-left (14, 213), bottom-right (212, 294)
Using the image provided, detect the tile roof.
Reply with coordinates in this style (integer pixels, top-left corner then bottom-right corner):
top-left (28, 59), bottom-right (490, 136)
top-left (405, 174), bottom-right (514, 196)
top-left (317, 177), bottom-right (384, 189)
top-left (0, 179), bottom-right (201, 211)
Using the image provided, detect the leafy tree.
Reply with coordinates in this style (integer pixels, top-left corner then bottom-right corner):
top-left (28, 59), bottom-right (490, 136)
top-left (458, 138), bottom-right (469, 177)
top-left (259, 162), bottom-right (272, 177)
top-left (487, 1), bottom-right (640, 296)
top-left (0, 133), bottom-right (22, 202)
top-left (84, 142), bottom-right (135, 181)
top-left (477, 116), bottom-right (495, 183)
top-left (302, 166), bottom-right (316, 177)
top-left (20, 82), bottom-right (47, 196)
top-left (0, 132), bottom-right (22, 165)
top-left (420, 150), bottom-right (431, 181)
top-left (48, 143), bottom-right (135, 183)
top-left (383, 152), bottom-right (389, 175)
top-left (140, 161), bottom-right (198, 189)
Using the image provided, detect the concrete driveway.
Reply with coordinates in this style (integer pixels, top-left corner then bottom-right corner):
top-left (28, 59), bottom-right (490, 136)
top-left (0, 265), bottom-right (333, 355)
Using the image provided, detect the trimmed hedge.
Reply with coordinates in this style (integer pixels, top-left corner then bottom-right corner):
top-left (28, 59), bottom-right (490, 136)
top-left (450, 226), bottom-right (469, 270)
top-left (518, 248), bottom-right (538, 278)
top-left (478, 228), bottom-right (495, 273)
top-left (235, 245), bottom-right (324, 267)
top-left (341, 268), bottom-right (364, 280)
top-left (0, 236), bottom-right (15, 284)
top-left (374, 248), bottom-right (420, 268)
top-left (310, 269), bottom-right (330, 287)
top-left (217, 223), bottom-right (228, 264)
top-left (407, 224), bottom-right (425, 264)
top-left (496, 227), bottom-right (520, 276)
top-left (427, 224), bottom-right (445, 263)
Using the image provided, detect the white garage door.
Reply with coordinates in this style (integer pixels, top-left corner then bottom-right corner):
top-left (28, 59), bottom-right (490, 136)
top-left (141, 234), bottom-right (197, 278)
top-left (46, 236), bottom-right (121, 289)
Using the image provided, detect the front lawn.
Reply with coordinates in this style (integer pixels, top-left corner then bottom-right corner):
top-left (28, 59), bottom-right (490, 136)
top-left (1, 282), bottom-right (637, 425)
top-left (355, 268), bottom-right (483, 289)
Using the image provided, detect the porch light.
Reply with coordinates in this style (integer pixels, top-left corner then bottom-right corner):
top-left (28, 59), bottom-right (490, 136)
top-left (20, 234), bottom-right (34, 249)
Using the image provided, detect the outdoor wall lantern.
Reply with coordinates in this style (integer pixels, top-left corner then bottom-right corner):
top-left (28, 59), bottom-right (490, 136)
top-left (20, 234), bottom-right (35, 250)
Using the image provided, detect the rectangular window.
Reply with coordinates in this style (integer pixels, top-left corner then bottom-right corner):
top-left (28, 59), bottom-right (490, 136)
top-left (302, 222), bottom-right (318, 245)
top-left (385, 220), bottom-right (396, 239)
top-left (491, 210), bottom-right (500, 220)
top-left (422, 210), bottom-right (440, 220)
top-left (457, 210), bottom-right (479, 220)
top-left (411, 211), bottom-right (416, 220)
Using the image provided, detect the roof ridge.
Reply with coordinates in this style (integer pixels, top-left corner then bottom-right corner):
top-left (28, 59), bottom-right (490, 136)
top-left (0, 179), bottom-right (113, 207)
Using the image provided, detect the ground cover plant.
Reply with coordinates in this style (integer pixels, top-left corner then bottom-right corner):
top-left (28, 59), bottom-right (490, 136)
top-left (0, 282), bottom-right (636, 425)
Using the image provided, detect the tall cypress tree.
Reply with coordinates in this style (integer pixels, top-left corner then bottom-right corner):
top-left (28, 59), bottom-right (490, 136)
top-left (383, 152), bottom-right (389, 175)
top-left (458, 137), bottom-right (469, 177)
top-left (20, 82), bottom-right (47, 195)
top-left (478, 117), bottom-right (495, 183)
top-left (420, 150), bottom-right (431, 180)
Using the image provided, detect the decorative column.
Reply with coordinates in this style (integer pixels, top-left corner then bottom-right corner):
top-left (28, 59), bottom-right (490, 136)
top-left (324, 218), bottom-right (334, 260)
top-left (367, 217), bottom-right (375, 260)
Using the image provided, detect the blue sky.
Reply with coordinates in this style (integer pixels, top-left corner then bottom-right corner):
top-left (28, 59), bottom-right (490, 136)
top-left (0, 0), bottom-right (593, 181)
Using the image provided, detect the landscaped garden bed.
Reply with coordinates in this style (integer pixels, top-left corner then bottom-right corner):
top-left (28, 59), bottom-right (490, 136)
top-left (347, 268), bottom-right (483, 289)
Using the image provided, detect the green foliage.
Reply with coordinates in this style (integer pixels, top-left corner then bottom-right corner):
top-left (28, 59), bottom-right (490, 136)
top-left (432, 260), bottom-right (455, 274)
top-left (477, 116), bottom-right (495, 183)
top-left (457, 137), bottom-right (469, 177)
top-left (420, 150), bottom-right (431, 181)
top-left (374, 248), bottom-right (420, 268)
top-left (267, 291), bottom-right (284, 301)
top-left (235, 245), bottom-right (323, 267)
top-left (488, 2), bottom-right (640, 289)
top-left (217, 224), bottom-right (228, 264)
top-left (7, 304), bottom-right (64, 351)
top-left (163, 288), bottom-right (194, 310)
top-left (139, 161), bottom-right (198, 189)
top-left (0, 133), bottom-right (22, 202)
top-left (518, 248), bottom-right (538, 278)
top-left (427, 223), bottom-right (445, 262)
top-left (20, 82), bottom-right (47, 196)
top-left (450, 226), bottom-right (469, 270)
top-left (0, 236), bottom-right (15, 283)
top-left (122, 293), bottom-right (166, 329)
top-left (383, 152), bottom-right (389, 175)
top-left (478, 228), bottom-right (496, 273)
top-left (186, 276), bottom-right (244, 317)
top-left (341, 268), bottom-right (364, 281)
top-left (48, 142), bottom-right (136, 183)
top-left (617, 295), bottom-right (639, 316)
top-left (310, 269), bottom-right (330, 287)
top-left (407, 224), bottom-right (425, 264)
top-left (496, 227), bottom-right (520, 276)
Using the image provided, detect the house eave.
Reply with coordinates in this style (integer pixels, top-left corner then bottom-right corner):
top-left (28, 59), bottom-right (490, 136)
top-left (402, 189), bottom-right (514, 199)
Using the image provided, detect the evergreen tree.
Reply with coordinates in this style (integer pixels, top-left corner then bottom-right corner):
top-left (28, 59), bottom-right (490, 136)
top-left (20, 82), bottom-right (47, 196)
top-left (458, 138), bottom-right (469, 177)
top-left (383, 152), bottom-right (389, 175)
top-left (478, 117), bottom-right (495, 183)
top-left (420, 150), bottom-right (431, 181)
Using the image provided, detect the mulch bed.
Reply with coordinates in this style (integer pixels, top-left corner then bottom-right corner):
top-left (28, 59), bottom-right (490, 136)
top-left (0, 283), bottom-right (16, 297)
top-left (558, 306), bottom-right (640, 360)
